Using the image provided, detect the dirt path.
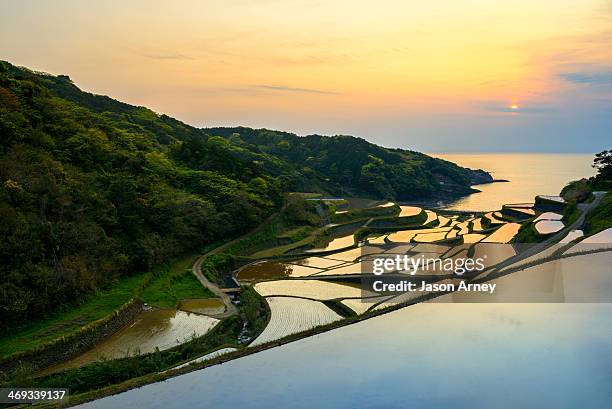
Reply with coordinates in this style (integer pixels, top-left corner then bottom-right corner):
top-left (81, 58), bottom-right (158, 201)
top-left (190, 205), bottom-right (290, 318)
top-left (191, 255), bottom-right (237, 318)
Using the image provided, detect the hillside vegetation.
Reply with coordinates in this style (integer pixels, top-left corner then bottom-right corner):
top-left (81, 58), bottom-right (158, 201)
top-left (0, 60), bottom-right (487, 331)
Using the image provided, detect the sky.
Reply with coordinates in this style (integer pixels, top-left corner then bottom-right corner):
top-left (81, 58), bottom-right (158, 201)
top-left (1, 0), bottom-right (611, 152)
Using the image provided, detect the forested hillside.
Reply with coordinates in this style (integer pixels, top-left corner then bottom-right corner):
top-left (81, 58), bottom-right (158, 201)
top-left (207, 127), bottom-right (492, 199)
top-left (0, 61), bottom-right (487, 330)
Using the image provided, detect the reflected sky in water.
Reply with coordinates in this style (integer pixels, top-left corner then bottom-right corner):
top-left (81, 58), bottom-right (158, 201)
top-left (433, 153), bottom-right (595, 211)
top-left (81, 301), bottom-right (612, 409)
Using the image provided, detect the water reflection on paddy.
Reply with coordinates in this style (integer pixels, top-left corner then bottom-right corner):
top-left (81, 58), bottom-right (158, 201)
top-left (535, 212), bottom-right (563, 221)
top-left (237, 261), bottom-right (321, 281)
top-left (508, 207), bottom-right (536, 216)
top-left (313, 262), bottom-right (363, 276)
top-left (437, 215), bottom-right (451, 227)
top-left (471, 218), bottom-right (484, 231)
top-left (398, 206), bottom-right (421, 217)
top-left (534, 220), bottom-right (564, 235)
top-left (310, 234), bottom-right (355, 251)
top-left (84, 264), bottom-right (612, 409)
top-left (366, 235), bottom-right (388, 244)
top-left (413, 232), bottom-right (448, 242)
top-left (388, 227), bottom-right (450, 243)
top-left (324, 247), bottom-right (362, 262)
top-left (178, 299), bottom-right (226, 316)
top-left (482, 223), bottom-right (521, 243)
top-left (254, 279), bottom-right (364, 300)
top-left (462, 233), bottom-right (486, 243)
top-left (292, 257), bottom-right (346, 269)
top-left (472, 243), bottom-right (517, 269)
top-left (251, 297), bottom-right (342, 346)
top-left (559, 229), bottom-right (583, 244)
top-left (423, 210), bottom-right (438, 225)
top-left (340, 296), bottom-right (390, 314)
top-left (45, 310), bottom-right (219, 374)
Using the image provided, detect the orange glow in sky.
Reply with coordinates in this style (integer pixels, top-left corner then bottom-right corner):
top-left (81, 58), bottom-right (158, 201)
top-left (1, 0), bottom-right (610, 152)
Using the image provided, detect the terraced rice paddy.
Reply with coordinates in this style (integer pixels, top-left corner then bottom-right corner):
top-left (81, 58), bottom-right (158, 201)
top-left (506, 203), bottom-right (535, 209)
top-left (455, 220), bottom-right (471, 235)
top-left (313, 234), bottom-right (355, 251)
top-left (482, 223), bottom-right (521, 243)
top-left (250, 297), bottom-right (342, 346)
top-left (534, 220), bottom-right (564, 235)
top-left (445, 230), bottom-right (458, 239)
top-left (167, 348), bottom-right (238, 372)
top-left (424, 210), bottom-right (438, 225)
top-left (564, 228), bottom-right (612, 254)
top-left (398, 206), bottom-right (422, 217)
top-left (472, 243), bottom-right (517, 268)
top-left (382, 244), bottom-right (416, 254)
top-left (292, 257), bottom-right (346, 269)
top-left (412, 243), bottom-right (451, 254)
top-left (237, 261), bottom-right (322, 281)
top-left (372, 279), bottom-right (459, 310)
top-left (254, 280), bottom-right (363, 300)
top-left (437, 216), bottom-right (451, 227)
top-left (367, 235), bottom-right (388, 244)
top-left (484, 212), bottom-right (505, 225)
top-left (471, 218), bottom-right (484, 231)
top-left (538, 195), bottom-right (565, 203)
top-left (507, 207), bottom-right (536, 216)
top-left (325, 247), bottom-right (363, 262)
top-left (388, 227), bottom-right (451, 243)
top-left (43, 310), bottom-right (219, 374)
top-left (534, 212), bottom-right (563, 221)
top-left (178, 299), bottom-right (226, 316)
top-left (580, 228), bottom-right (612, 244)
top-left (413, 232), bottom-right (449, 242)
top-left (462, 233), bottom-right (487, 243)
top-left (387, 230), bottom-right (418, 243)
top-left (559, 230), bottom-right (584, 244)
top-left (313, 262), bottom-right (363, 276)
top-left (341, 296), bottom-right (390, 314)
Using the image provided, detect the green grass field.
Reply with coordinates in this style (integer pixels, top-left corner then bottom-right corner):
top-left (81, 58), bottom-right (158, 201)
top-left (0, 273), bottom-right (147, 358)
top-left (585, 191), bottom-right (612, 234)
top-left (141, 256), bottom-right (215, 308)
top-left (0, 254), bottom-right (214, 359)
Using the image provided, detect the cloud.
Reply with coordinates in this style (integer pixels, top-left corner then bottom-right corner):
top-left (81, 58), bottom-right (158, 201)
top-left (254, 84), bottom-right (340, 95)
top-left (560, 69), bottom-right (612, 85)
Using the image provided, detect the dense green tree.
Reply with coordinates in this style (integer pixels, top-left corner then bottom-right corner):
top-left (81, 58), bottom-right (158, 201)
top-left (0, 61), bottom-right (487, 331)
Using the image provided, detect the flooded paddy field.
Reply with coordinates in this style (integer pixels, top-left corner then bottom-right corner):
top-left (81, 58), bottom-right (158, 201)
top-left (535, 220), bottom-right (565, 235)
top-left (178, 299), bottom-right (226, 316)
top-left (254, 280), bottom-right (364, 300)
top-left (42, 309), bottom-right (220, 374)
top-left (236, 261), bottom-right (323, 281)
top-left (84, 300), bottom-right (612, 409)
top-left (251, 297), bottom-right (343, 346)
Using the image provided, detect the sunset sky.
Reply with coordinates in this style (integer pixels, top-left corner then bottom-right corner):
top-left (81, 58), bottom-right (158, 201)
top-left (1, 0), bottom-right (611, 152)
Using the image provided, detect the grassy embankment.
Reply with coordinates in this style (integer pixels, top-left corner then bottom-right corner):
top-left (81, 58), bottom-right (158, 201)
top-left (11, 287), bottom-right (268, 400)
top-left (0, 254), bottom-right (214, 360)
top-left (5, 197), bottom-right (421, 400)
top-left (584, 191), bottom-right (612, 234)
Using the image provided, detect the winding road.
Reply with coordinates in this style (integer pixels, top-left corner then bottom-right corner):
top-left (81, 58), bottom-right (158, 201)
top-left (191, 254), bottom-right (238, 318)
